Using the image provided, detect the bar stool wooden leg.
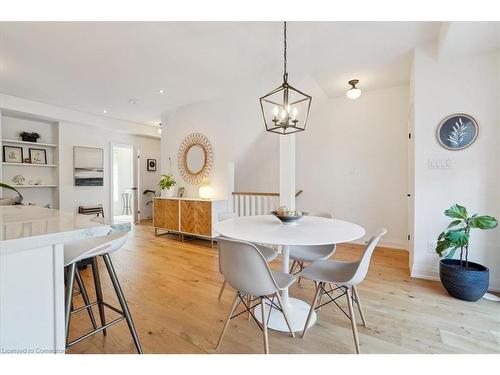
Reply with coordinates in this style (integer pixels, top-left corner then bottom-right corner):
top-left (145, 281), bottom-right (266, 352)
top-left (75, 269), bottom-right (97, 330)
top-left (91, 257), bottom-right (107, 336)
top-left (65, 263), bottom-right (77, 345)
top-left (102, 254), bottom-right (143, 354)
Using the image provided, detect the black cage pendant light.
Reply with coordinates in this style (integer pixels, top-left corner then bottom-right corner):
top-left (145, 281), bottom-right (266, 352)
top-left (260, 21), bottom-right (312, 135)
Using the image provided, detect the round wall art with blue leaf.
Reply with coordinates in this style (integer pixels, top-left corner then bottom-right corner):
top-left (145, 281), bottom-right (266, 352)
top-left (437, 113), bottom-right (478, 151)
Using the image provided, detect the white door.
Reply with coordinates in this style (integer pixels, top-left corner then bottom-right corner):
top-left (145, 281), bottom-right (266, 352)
top-left (111, 143), bottom-right (137, 223)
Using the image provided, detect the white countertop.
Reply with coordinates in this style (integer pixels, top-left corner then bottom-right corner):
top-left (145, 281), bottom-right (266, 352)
top-left (0, 206), bottom-right (111, 252)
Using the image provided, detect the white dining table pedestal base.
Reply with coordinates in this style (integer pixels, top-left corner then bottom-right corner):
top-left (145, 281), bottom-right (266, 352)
top-left (254, 296), bottom-right (317, 333)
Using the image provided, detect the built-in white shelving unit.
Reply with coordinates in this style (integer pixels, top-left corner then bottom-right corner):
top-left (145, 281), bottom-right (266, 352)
top-left (0, 110), bottom-right (60, 208)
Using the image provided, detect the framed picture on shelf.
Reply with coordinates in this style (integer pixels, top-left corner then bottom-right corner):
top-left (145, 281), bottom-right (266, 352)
top-left (3, 146), bottom-right (24, 163)
top-left (147, 158), bottom-right (157, 171)
top-left (29, 148), bottom-right (47, 164)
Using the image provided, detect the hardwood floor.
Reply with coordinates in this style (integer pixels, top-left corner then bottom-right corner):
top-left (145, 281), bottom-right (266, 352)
top-left (68, 221), bottom-right (500, 354)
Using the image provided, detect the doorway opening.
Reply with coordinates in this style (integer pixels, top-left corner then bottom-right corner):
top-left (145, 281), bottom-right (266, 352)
top-left (111, 143), bottom-right (139, 223)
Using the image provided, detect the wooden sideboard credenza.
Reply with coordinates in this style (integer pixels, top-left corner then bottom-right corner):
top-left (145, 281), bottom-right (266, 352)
top-left (153, 197), bottom-right (228, 244)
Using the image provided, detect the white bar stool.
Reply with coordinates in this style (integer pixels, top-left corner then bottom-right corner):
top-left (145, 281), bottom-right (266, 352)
top-left (64, 232), bottom-right (143, 353)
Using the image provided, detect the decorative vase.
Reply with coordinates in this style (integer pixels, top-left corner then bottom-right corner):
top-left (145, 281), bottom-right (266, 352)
top-left (439, 259), bottom-right (489, 302)
top-left (163, 188), bottom-right (175, 198)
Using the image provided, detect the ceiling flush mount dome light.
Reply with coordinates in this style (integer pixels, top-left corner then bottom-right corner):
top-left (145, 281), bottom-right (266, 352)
top-left (346, 79), bottom-right (361, 100)
top-left (260, 22), bottom-right (312, 135)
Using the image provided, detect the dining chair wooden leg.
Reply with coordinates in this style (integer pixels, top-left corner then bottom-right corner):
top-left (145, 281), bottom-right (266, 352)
top-left (301, 282), bottom-right (323, 338)
top-left (352, 285), bottom-right (367, 327)
top-left (218, 280), bottom-right (227, 300)
top-left (260, 297), bottom-right (269, 354)
top-left (216, 291), bottom-right (240, 350)
top-left (275, 292), bottom-right (295, 338)
top-left (346, 286), bottom-right (360, 354)
top-left (289, 260), bottom-right (297, 274)
top-left (247, 295), bottom-right (252, 321)
top-left (317, 284), bottom-right (325, 311)
top-left (297, 262), bottom-right (304, 284)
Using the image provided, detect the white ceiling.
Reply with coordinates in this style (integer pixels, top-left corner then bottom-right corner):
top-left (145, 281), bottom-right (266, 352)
top-left (0, 22), bottom-right (443, 125)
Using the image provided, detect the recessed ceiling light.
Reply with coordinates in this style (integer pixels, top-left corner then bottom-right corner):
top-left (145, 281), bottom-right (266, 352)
top-left (103, 110), bottom-right (108, 114)
top-left (159, 89), bottom-right (165, 94)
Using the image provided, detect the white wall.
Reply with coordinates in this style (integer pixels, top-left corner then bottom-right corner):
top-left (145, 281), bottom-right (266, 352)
top-left (412, 44), bottom-right (500, 290)
top-left (59, 121), bottom-right (161, 219)
top-left (161, 93), bottom-right (279, 199)
top-left (296, 86), bottom-right (410, 248)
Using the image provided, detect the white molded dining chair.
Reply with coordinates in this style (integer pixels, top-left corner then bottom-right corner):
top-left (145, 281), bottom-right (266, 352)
top-left (289, 211), bottom-right (336, 282)
top-left (300, 228), bottom-right (387, 354)
top-left (216, 237), bottom-right (295, 354)
top-left (216, 212), bottom-right (278, 299)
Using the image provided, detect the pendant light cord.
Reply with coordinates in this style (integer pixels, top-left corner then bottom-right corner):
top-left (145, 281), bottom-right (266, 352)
top-left (283, 21), bottom-right (287, 82)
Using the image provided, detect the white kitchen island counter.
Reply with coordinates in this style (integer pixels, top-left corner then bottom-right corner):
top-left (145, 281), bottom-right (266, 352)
top-left (0, 206), bottom-right (112, 354)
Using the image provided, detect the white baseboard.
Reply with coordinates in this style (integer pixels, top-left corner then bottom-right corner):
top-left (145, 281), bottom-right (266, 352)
top-left (411, 266), bottom-right (500, 293)
top-left (350, 239), bottom-right (408, 251)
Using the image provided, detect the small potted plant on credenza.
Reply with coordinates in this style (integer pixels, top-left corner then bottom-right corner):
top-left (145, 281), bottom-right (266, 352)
top-left (158, 174), bottom-right (176, 198)
top-left (436, 204), bottom-right (498, 302)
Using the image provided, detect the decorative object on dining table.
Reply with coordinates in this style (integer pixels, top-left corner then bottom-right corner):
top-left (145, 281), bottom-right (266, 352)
top-left (3, 145), bottom-right (23, 163)
top-left (0, 182), bottom-right (24, 205)
top-left (73, 146), bottom-right (104, 186)
top-left (177, 132), bottom-right (214, 185)
top-left (177, 186), bottom-right (185, 198)
top-left (158, 173), bottom-right (176, 198)
top-left (29, 148), bottom-right (47, 164)
top-left (19, 131), bottom-right (40, 142)
top-left (437, 113), bottom-right (478, 151)
top-left (271, 205), bottom-right (305, 224)
top-left (12, 175), bottom-right (26, 185)
top-left (146, 158), bottom-right (157, 171)
top-left (435, 204), bottom-right (498, 302)
top-left (260, 21), bottom-right (312, 135)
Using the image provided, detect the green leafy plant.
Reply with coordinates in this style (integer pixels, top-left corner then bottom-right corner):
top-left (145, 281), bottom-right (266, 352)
top-left (158, 174), bottom-right (176, 191)
top-left (436, 204), bottom-right (497, 268)
top-left (0, 182), bottom-right (24, 203)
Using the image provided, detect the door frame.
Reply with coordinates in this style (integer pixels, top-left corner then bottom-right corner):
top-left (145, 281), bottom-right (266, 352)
top-left (110, 142), bottom-right (140, 223)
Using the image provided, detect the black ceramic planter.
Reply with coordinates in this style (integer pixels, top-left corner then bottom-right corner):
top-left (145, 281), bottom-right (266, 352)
top-left (439, 259), bottom-right (489, 302)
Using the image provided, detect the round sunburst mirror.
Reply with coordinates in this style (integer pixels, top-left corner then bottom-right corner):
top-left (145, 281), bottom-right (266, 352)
top-left (177, 133), bottom-right (214, 185)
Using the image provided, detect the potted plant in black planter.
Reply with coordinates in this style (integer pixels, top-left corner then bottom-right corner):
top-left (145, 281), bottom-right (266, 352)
top-left (436, 204), bottom-right (498, 302)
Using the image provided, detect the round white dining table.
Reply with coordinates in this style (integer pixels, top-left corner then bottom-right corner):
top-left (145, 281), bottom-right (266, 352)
top-left (215, 214), bottom-right (365, 333)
